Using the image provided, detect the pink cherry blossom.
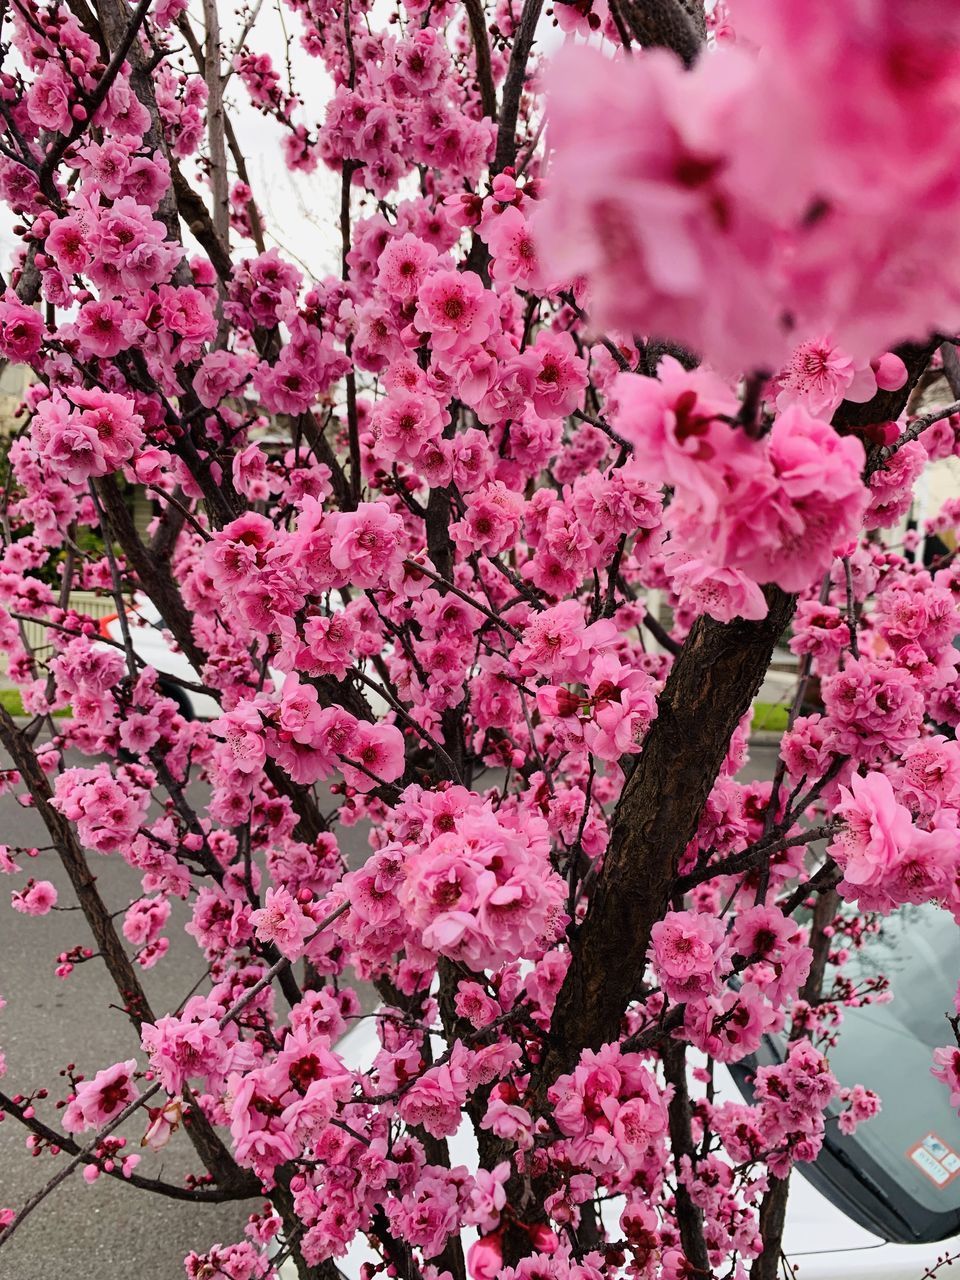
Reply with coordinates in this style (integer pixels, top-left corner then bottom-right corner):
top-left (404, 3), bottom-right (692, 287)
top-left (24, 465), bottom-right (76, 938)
top-left (250, 885), bottom-right (315, 959)
top-left (11, 879), bottom-right (57, 916)
top-left (62, 1059), bottom-right (140, 1133)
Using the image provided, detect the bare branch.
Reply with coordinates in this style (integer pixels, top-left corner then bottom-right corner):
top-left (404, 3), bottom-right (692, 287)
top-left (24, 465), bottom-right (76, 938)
top-left (463, 0), bottom-right (497, 120)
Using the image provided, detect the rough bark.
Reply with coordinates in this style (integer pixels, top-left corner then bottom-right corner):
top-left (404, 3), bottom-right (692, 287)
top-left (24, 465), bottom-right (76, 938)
top-left (618, 0), bottom-right (702, 65)
top-left (541, 585), bottom-right (797, 1084)
top-left (201, 0), bottom-right (230, 252)
top-left (750, 1175), bottom-right (790, 1280)
top-left (463, 0), bottom-right (497, 120)
top-left (170, 159), bottom-right (233, 284)
top-left (834, 338), bottom-right (940, 433)
top-left (492, 0), bottom-right (544, 174)
top-left (552, 0), bottom-right (704, 65)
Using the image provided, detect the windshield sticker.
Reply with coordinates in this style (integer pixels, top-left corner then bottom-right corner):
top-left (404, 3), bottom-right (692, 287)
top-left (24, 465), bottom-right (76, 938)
top-left (907, 1133), bottom-right (960, 1187)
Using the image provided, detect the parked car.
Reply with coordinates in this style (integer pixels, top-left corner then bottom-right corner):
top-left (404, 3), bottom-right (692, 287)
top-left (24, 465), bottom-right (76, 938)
top-left (97, 595), bottom-right (222, 720)
top-left (732, 901), bottom-right (960, 1278)
top-left (305, 902), bottom-right (960, 1280)
top-left (97, 595), bottom-right (390, 720)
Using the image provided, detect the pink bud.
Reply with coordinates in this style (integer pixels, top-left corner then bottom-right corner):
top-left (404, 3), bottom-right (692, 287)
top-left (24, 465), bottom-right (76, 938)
top-left (871, 352), bottom-right (908, 391)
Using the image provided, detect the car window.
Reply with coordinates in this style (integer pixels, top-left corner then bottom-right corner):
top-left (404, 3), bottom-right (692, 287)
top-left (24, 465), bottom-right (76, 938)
top-left (732, 902), bottom-right (960, 1241)
top-left (820, 905), bottom-right (960, 1219)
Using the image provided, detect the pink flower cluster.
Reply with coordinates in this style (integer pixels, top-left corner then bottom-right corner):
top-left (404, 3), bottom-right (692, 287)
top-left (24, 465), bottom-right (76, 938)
top-left (537, 5), bottom-right (960, 369)
top-left (614, 361), bottom-right (867, 609)
top-left (226, 1025), bottom-right (353, 1179)
top-left (548, 1042), bottom-right (670, 1181)
top-left (828, 771), bottom-right (960, 914)
top-left (32, 390), bottom-right (145, 485)
top-left (398, 798), bottom-right (568, 970)
top-left (52, 764), bottom-right (152, 855)
top-left (62, 1059), bottom-right (140, 1134)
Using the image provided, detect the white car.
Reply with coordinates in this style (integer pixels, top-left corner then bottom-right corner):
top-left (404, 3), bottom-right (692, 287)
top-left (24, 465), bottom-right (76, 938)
top-left (290, 903), bottom-right (960, 1279)
top-left (745, 902), bottom-right (960, 1278)
top-left (97, 595), bottom-right (223, 720)
top-left (97, 595), bottom-right (390, 721)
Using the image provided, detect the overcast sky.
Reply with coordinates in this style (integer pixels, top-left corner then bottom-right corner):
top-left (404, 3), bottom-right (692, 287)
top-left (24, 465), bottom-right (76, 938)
top-left (0, 0), bottom-right (578, 280)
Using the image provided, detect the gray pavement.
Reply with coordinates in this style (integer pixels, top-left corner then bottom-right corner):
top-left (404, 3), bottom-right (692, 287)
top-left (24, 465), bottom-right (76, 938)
top-left (0, 770), bottom-right (253, 1280)
top-left (0, 739), bottom-right (782, 1279)
top-left (0, 745), bottom-right (375, 1280)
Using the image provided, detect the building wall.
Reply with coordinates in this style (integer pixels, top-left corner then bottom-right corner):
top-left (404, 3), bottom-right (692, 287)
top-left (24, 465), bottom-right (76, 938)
top-left (0, 359), bottom-right (29, 435)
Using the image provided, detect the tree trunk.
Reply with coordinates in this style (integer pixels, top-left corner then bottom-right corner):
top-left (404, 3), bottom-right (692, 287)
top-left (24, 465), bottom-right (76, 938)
top-left (542, 586), bottom-right (797, 1084)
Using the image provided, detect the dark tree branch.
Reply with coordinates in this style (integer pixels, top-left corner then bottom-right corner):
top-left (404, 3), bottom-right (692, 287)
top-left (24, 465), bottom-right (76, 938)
top-left (492, 0), bottom-right (543, 174)
top-left (662, 1041), bottom-right (711, 1274)
top-left (542, 585), bottom-right (797, 1084)
top-left (0, 1092), bottom-right (256, 1204)
top-left (0, 704), bottom-right (250, 1193)
top-left (877, 399), bottom-right (960, 467)
top-left (170, 157), bottom-right (233, 283)
top-left (463, 0), bottom-right (497, 119)
top-left (750, 886), bottom-right (839, 1280)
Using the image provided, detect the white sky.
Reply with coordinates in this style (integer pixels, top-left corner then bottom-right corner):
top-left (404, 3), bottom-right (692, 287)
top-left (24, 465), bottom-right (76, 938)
top-left (0, 0), bottom-right (568, 280)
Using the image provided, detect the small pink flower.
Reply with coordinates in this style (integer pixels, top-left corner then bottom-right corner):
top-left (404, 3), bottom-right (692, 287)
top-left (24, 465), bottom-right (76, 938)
top-left (377, 232), bottom-right (438, 301)
top-left (340, 721), bottom-right (405, 792)
top-left (829, 772), bottom-right (913, 889)
top-left (415, 269), bottom-right (497, 356)
top-left (649, 910), bottom-right (731, 1003)
top-left (484, 206), bottom-right (541, 285)
top-left (328, 503), bottom-right (404, 589)
top-left (250, 884), bottom-right (314, 960)
top-left (62, 1059), bottom-right (140, 1133)
top-left (11, 879), bottom-right (57, 916)
top-left (0, 294), bottom-right (44, 361)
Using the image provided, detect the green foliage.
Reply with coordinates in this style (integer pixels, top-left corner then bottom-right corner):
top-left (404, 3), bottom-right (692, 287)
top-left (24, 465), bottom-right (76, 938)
top-left (751, 701), bottom-right (789, 733)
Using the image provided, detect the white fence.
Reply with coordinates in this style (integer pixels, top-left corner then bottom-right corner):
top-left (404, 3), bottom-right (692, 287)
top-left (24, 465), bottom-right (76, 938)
top-left (3, 591), bottom-right (118, 674)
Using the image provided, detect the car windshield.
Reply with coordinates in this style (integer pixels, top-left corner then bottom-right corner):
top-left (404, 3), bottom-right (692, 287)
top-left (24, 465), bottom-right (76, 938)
top-left (745, 902), bottom-right (960, 1241)
top-left (817, 905), bottom-right (960, 1220)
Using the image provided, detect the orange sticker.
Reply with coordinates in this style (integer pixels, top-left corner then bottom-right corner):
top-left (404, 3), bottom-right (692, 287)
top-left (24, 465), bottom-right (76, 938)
top-left (906, 1133), bottom-right (960, 1188)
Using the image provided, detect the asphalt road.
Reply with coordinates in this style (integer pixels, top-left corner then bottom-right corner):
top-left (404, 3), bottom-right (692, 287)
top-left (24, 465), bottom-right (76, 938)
top-left (0, 744), bottom-right (377, 1280)
top-left (0, 738), bottom-right (781, 1280)
top-left (0, 758), bottom-right (252, 1280)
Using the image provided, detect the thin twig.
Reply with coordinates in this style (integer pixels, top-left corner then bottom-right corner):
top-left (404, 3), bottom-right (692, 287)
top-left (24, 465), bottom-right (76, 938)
top-left (0, 901), bottom-right (350, 1251)
top-left (875, 400), bottom-right (960, 468)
